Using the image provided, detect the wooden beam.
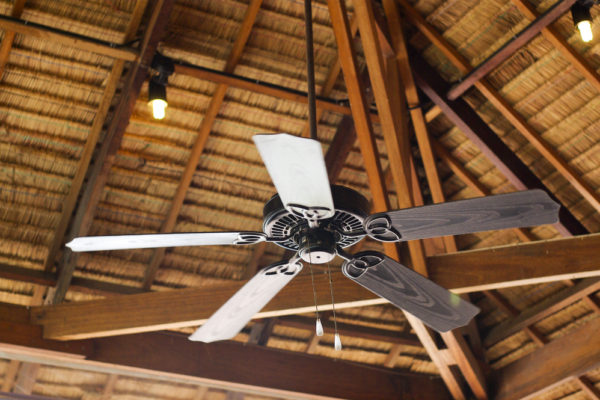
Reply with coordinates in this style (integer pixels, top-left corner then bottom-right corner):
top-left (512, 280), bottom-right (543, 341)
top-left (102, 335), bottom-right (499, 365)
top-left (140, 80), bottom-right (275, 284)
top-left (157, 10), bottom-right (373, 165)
top-left (1, 360), bottom-right (20, 391)
top-left (577, 376), bottom-right (600, 400)
top-left (51, 0), bottom-right (175, 304)
top-left (0, 0), bottom-right (26, 79)
top-left (173, 62), bottom-right (380, 123)
top-left (1, 310), bottom-right (451, 400)
top-left (483, 278), bottom-right (600, 346)
top-left (301, 16), bottom-right (358, 138)
top-left (399, 0), bottom-right (600, 216)
top-left (101, 374), bottom-right (118, 399)
top-left (43, 0), bottom-right (149, 273)
top-left (326, 0), bottom-right (399, 260)
top-left (447, 0), bottom-right (576, 100)
top-left (276, 315), bottom-right (420, 345)
top-left (362, 3), bottom-right (488, 398)
top-left (490, 317), bottom-right (600, 400)
top-left (13, 363), bottom-right (40, 394)
top-left (428, 233), bottom-right (600, 292)
top-left (0, 15), bottom-right (138, 61)
top-left (0, 264), bottom-right (145, 296)
top-left (142, 0), bottom-right (263, 289)
top-left (31, 234), bottom-right (600, 340)
top-left (410, 51), bottom-right (587, 237)
top-left (510, 0), bottom-right (600, 94)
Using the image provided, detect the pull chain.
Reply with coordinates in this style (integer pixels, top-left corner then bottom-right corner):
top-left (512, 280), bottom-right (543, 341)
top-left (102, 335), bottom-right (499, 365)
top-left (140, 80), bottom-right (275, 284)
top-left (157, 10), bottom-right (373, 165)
top-left (326, 262), bottom-right (341, 350)
top-left (307, 241), bottom-right (323, 336)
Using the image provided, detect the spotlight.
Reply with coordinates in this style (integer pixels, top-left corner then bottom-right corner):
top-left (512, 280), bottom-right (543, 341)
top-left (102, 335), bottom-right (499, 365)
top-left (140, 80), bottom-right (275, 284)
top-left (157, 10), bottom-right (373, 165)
top-left (148, 53), bottom-right (174, 120)
top-left (572, 2), bottom-right (594, 43)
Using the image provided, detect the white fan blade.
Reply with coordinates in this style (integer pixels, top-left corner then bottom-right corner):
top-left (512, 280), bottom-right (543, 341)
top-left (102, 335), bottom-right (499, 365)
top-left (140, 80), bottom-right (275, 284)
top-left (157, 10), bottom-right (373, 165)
top-left (66, 231), bottom-right (266, 252)
top-left (189, 260), bottom-right (302, 343)
top-left (253, 133), bottom-right (334, 220)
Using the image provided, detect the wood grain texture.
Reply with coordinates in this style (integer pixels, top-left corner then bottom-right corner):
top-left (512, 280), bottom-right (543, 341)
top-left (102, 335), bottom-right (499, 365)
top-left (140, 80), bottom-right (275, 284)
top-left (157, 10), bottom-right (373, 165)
top-left (410, 52), bottom-right (586, 236)
top-left (366, 190), bottom-right (559, 242)
top-left (491, 317), bottom-right (600, 400)
top-left (31, 234), bottom-right (600, 339)
top-left (428, 233), bottom-right (600, 292)
top-left (400, 0), bottom-right (600, 215)
top-left (0, 313), bottom-right (451, 400)
top-left (483, 278), bottom-right (600, 346)
top-left (342, 251), bottom-right (479, 332)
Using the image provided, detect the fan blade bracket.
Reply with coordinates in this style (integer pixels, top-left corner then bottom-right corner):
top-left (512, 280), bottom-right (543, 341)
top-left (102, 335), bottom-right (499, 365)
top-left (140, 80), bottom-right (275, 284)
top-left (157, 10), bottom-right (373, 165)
top-left (287, 204), bottom-right (334, 221)
top-left (233, 232), bottom-right (269, 245)
top-left (342, 251), bottom-right (479, 332)
top-left (363, 215), bottom-right (402, 242)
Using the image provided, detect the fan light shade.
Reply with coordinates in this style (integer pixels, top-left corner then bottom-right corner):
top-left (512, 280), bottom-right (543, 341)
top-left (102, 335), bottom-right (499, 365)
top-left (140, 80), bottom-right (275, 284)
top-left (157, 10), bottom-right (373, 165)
top-left (572, 2), bottom-right (593, 42)
top-left (148, 80), bottom-right (167, 120)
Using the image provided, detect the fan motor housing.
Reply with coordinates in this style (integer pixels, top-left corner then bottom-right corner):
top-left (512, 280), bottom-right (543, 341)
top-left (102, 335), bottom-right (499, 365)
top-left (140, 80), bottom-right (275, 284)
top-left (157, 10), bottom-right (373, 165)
top-left (262, 185), bottom-right (369, 255)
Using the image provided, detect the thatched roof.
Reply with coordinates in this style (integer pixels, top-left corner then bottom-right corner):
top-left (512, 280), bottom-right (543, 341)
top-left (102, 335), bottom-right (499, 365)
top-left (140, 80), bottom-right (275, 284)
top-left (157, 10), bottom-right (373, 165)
top-left (0, 0), bottom-right (598, 398)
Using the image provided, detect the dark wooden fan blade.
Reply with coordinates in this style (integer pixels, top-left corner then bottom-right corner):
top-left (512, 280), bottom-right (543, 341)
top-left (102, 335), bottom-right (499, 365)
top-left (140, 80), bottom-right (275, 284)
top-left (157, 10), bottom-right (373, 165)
top-left (342, 251), bottom-right (479, 332)
top-left (66, 231), bottom-right (267, 252)
top-left (364, 189), bottom-right (559, 242)
top-left (189, 260), bottom-right (302, 343)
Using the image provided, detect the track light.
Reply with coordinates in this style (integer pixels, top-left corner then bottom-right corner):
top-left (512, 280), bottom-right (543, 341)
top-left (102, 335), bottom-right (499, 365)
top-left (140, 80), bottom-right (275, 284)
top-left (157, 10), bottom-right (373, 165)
top-left (148, 53), bottom-right (174, 120)
top-left (572, 1), bottom-right (594, 42)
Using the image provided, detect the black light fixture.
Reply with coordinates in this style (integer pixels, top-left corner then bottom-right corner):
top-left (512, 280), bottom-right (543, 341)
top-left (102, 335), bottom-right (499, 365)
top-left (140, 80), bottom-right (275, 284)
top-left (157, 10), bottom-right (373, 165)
top-left (572, 1), bottom-right (595, 43)
top-left (148, 53), bottom-right (174, 120)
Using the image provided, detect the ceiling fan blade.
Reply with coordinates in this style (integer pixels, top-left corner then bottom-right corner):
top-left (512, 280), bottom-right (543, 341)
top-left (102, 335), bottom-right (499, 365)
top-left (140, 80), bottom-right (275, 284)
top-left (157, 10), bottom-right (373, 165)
top-left (342, 251), bottom-right (479, 332)
top-left (189, 260), bottom-right (302, 343)
top-left (253, 133), bottom-right (334, 220)
top-left (66, 231), bottom-right (267, 252)
top-left (364, 189), bottom-right (559, 242)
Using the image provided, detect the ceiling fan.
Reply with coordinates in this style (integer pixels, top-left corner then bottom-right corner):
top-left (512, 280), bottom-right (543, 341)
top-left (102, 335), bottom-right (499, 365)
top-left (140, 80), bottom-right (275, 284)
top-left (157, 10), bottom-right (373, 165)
top-left (67, 133), bottom-right (560, 342)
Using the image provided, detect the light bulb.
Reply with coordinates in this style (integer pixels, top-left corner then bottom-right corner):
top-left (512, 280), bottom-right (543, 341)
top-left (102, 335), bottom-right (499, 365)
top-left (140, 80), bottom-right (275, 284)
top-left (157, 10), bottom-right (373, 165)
top-left (578, 20), bottom-right (593, 42)
top-left (334, 333), bottom-right (342, 351)
top-left (315, 318), bottom-right (324, 336)
top-left (150, 99), bottom-right (167, 120)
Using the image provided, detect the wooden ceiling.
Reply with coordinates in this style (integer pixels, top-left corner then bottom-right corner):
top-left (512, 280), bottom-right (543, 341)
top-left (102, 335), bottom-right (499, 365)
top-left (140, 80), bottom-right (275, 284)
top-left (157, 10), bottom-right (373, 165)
top-left (0, 0), bottom-right (599, 399)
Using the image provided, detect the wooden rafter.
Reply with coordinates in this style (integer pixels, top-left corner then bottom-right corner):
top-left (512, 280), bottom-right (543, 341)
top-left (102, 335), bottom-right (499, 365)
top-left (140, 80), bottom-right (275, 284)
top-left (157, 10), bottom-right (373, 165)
top-left (355, 2), bottom-right (487, 398)
top-left (326, 0), bottom-right (400, 260)
top-left (411, 50), bottom-right (587, 236)
top-left (483, 278), bottom-right (600, 346)
top-left (510, 0), bottom-right (600, 94)
top-left (30, 233), bottom-right (600, 341)
top-left (173, 62), bottom-right (380, 122)
top-left (0, 0), bottom-right (26, 79)
top-left (491, 317), bottom-right (600, 400)
top-left (446, 0), bottom-right (577, 100)
top-left (398, 0), bottom-right (600, 215)
top-left (142, 0), bottom-right (263, 289)
top-left (43, 0), bottom-right (150, 273)
top-left (0, 15), bottom-right (138, 61)
top-left (2, 307), bottom-right (450, 400)
top-left (51, 0), bottom-right (175, 304)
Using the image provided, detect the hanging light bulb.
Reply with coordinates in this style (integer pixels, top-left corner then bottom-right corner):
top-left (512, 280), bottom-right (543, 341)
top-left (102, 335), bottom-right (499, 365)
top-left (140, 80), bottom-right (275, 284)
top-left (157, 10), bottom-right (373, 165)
top-left (148, 79), bottom-right (167, 120)
top-left (148, 53), bottom-right (174, 120)
top-left (334, 333), bottom-right (342, 351)
top-left (315, 318), bottom-right (324, 336)
top-left (572, 2), bottom-right (594, 42)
